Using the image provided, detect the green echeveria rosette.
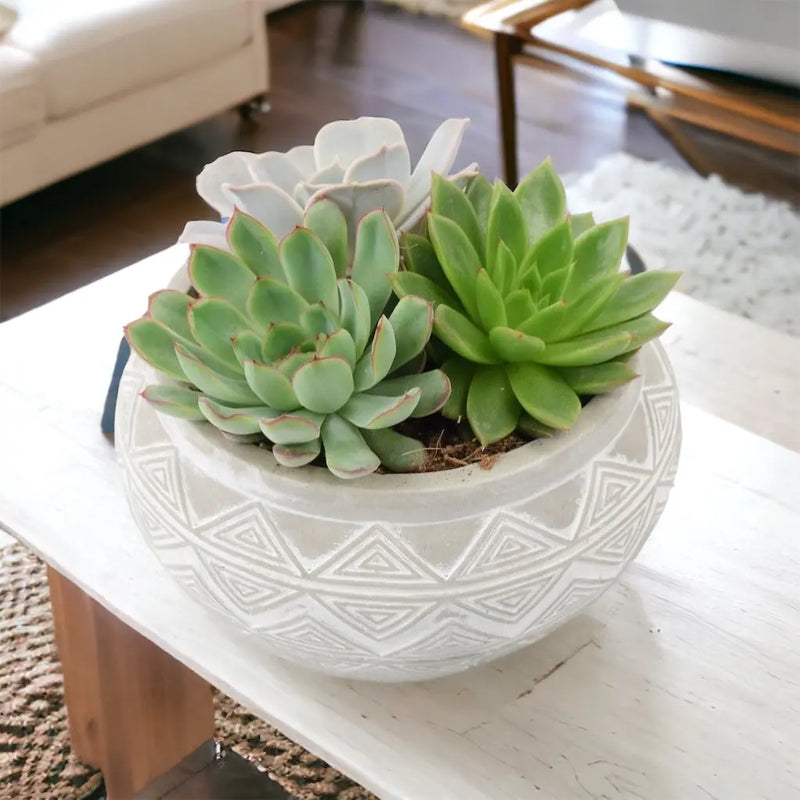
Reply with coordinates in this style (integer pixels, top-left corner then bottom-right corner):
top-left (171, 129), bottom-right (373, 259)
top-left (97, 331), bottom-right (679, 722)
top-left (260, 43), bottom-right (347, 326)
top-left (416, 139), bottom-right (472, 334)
top-left (125, 201), bottom-right (451, 479)
top-left (390, 164), bottom-right (680, 446)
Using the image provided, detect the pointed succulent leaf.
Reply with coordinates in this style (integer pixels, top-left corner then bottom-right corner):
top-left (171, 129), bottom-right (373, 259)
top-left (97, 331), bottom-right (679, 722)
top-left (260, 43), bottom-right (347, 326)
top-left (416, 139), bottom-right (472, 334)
top-left (514, 159), bottom-right (567, 244)
top-left (260, 409), bottom-right (325, 444)
top-left (226, 210), bottom-right (283, 280)
top-left (540, 263), bottom-right (574, 305)
top-left (507, 362), bottom-right (581, 430)
top-left (291, 356), bottom-right (354, 413)
top-left (262, 322), bottom-right (307, 362)
top-left (572, 218), bottom-right (629, 286)
top-left (504, 289), bottom-right (538, 330)
top-left (401, 117), bottom-right (470, 225)
top-left (125, 319), bottom-right (187, 382)
top-left (198, 397), bottom-right (273, 435)
top-left (300, 303), bottom-right (337, 338)
top-left (488, 327), bottom-right (546, 362)
top-left (518, 299), bottom-right (567, 341)
top-left (279, 227), bottom-right (339, 314)
top-left (221, 183), bottom-right (304, 239)
top-left (303, 199), bottom-right (349, 278)
top-left (337, 279), bottom-right (372, 357)
top-left (585, 271), bottom-right (681, 332)
top-left (361, 428), bottom-right (426, 472)
top-left (465, 174), bottom-right (493, 232)
top-left (486, 181), bottom-right (527, 275)
top-left (232, 330), bottom-right (263, 367)
top-left (431, 173), bottom-right (484, 259)
top-left (556, 271), bottom-right (627, 340)
top-left (189, 246), bottom-right (254, 307)
top-left (535, 327), bottom-right (634, 367)
top-left (622, 313), bottom-right (671, 350)
top-left (440, 356), bottom-right (476, 420)
top-left (244, 360), bottom-right (299, 411)
top-left (475, 269), bottom-right (507, 331)
top-left (466, 365), bottom-right (522, 445)
top-left (311, 180), bottom-right (405, 242)
top-left (272, 439), bottom-right (321, 468)
top-left (389, 271), bottom-right (463, 312)
top-left (559, 361), bottom-right (639, 394)
top-left (568, 212), bottom-right (595, 239)
top-left (275, 350), bottom-right (315, 381)
top-left (148, 290), bottom-right (194, 343)
top-left (319, 329), bottom-right (357, 367)
top-left (369, 369), bottom-right (450, 417)
top-left (141, 384), bottom-right (205, 420)
top-left (188, 298), bottom-right (253, 370)
top-left (493, 241), bottom-right (517, 297)
top-left (434, 305), bottom-right (500, 365)
top-left (354, 316), bottom-right (397, 391)
top-left (174, 343), bottom-right (261, 405)
top-left (532, 219), bottom-right (573, 280)
top-left (388, 295), bottom-right (434, 371)
top-left (247, 277), bottom-right (308, 330)
top-left (340, 389), bottom-right (421, 429)
top-left (401, 232), bottom-right (447, 286)
top-left (350, 209), bottom-right (400, 327)
top-left (517, 413), bottom-right (558, 438)
top-left (427, 214), bottom-right (481, 322)
top-left (344, 142), bottom-right (412, 186)
top-left (321, 414), bottom-right (381, 479)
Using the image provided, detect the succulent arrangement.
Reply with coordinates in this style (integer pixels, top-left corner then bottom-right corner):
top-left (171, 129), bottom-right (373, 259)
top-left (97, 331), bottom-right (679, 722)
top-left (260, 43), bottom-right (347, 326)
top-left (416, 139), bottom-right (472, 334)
top-left (126, 203), bottom-right (450, 479)
top-left (391, 164), bottom-right (679, 445)
top-left (125, 117), bottom-right (677, 478)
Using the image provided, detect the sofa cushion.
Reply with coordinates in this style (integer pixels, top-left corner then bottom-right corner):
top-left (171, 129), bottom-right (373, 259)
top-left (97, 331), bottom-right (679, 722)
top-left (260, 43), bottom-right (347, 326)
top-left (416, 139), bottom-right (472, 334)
top-left (0, 44), bottom-right (44, 147)
top-left (6, 0), bottom-right (253, 119)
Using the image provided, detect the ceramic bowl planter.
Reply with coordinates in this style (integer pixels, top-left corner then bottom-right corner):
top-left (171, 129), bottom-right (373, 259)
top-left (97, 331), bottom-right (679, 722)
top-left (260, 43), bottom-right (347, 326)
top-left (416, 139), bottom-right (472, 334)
top-left (115, 311), bottom-right (680, 682)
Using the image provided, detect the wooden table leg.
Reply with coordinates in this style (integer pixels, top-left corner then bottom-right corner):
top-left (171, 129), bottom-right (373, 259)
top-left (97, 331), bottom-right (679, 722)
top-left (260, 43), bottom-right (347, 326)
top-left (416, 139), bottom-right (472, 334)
top-left (495, 32), bottom-right (523, 188)
top-left (47, 567), bottom-right (215, 799)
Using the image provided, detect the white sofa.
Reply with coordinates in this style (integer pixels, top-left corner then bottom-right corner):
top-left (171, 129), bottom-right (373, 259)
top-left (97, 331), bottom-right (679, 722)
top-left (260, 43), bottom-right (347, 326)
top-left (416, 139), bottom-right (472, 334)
top-left (0, 0), bottom-right (272, 206)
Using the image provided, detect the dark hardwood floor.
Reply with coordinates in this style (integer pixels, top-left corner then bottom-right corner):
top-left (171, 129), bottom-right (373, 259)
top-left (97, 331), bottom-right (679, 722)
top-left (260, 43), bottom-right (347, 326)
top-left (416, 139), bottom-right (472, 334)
top-left (1, 0), bottom-right (797, 322)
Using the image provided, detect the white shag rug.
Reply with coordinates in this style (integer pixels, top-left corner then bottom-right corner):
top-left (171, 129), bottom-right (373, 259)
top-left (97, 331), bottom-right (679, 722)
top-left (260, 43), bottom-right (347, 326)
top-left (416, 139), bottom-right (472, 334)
top-left (565, 154), bottom-right (800, 337)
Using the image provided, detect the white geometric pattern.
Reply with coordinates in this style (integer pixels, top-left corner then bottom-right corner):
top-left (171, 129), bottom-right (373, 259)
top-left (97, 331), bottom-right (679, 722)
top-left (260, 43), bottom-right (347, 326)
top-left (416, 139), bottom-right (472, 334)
top-left (116, 341), bottom-right (681, 681)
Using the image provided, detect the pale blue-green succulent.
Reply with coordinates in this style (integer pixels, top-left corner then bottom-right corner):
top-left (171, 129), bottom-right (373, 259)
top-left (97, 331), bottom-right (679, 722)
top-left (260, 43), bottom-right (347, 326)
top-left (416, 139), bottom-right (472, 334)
top-left (125, 202), bottom-right (450, 479)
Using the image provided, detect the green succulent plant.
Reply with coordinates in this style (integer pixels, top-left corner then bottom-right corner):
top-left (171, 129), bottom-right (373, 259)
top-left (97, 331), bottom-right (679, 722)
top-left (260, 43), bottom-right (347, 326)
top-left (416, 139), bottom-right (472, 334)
top-left (390, 162), bottom-right (679, 445)
top-left (125, 202), bottom-right (451, 479)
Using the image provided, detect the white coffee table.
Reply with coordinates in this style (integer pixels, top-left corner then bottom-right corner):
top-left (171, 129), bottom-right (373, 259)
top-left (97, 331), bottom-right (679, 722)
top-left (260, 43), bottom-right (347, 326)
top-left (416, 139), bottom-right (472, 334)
top-left (1, 245), bottom-right (798, 799)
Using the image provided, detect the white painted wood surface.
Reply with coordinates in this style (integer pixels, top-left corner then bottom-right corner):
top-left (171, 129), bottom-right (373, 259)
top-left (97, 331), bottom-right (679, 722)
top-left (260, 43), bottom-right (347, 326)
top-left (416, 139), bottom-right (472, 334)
top-left (1, 246), bottom-right (799, 799)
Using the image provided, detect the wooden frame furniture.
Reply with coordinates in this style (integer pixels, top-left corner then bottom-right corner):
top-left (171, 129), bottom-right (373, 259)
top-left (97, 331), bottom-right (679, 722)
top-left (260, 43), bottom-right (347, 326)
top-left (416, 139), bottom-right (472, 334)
top-left (463, 0), bottom-right (800, 186)
top-left (0, 246), bottom-right (798, 798)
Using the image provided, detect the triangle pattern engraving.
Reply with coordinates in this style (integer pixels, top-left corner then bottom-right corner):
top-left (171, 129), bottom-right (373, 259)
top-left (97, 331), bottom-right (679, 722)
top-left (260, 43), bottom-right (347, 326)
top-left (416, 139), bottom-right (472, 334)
top-left (456, 571), bottom-right (560, 624)
top-left (578, 461), bottom-right (652, 531)
top-left (537, 576), bottom-right (610, 629)
top-left (194, 505), bottom-right (302, 577)
top-left (584, 499), bottom-right (652, 565)
top-left (134, 447), bottom-right (188, 519)
top-left (315, 596), bottom-right (438, 640)
top-left (197, 552), bottom-right (297, 614)
top-left (454, 511), bottom-right (569, 579)
top-left (644, 387), bottom-right (678, 455)
top-left (265, 618), bottom-right (370, 655)
top-left (399, 621), bottom-right (506, 659)
top-left (314, 526), bottom-right (440, 583)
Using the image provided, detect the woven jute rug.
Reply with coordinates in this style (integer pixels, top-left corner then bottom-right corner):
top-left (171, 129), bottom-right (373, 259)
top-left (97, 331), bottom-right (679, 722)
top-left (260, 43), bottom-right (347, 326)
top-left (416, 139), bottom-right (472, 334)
top-left (0, 542), bottom-right (374, 800)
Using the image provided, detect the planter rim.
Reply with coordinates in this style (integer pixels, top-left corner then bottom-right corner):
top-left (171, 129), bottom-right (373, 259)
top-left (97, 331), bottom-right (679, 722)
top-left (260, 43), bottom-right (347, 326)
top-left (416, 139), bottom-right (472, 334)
top-left (139, 264), bottom-right (652, 523)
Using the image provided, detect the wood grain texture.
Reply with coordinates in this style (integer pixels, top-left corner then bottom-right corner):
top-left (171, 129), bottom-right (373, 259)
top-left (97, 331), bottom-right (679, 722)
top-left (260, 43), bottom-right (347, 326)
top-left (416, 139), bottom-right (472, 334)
top-left (47, 554), bottom-right (214, 798)
top-left (0, 246), bottom-right (798, 798)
